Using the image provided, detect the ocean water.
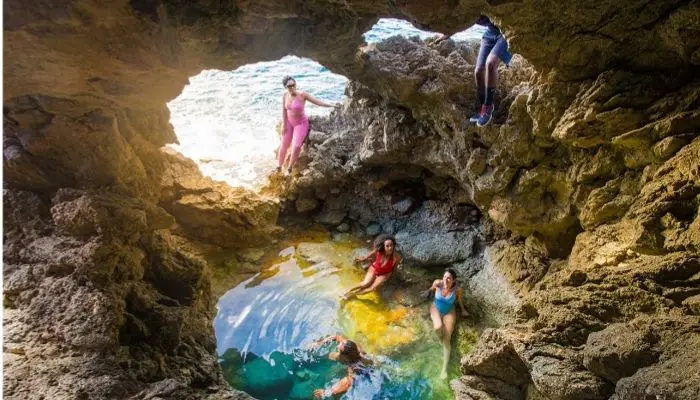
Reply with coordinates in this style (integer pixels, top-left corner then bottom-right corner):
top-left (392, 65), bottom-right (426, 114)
top-left (167, 19), bottom-right (484, 190)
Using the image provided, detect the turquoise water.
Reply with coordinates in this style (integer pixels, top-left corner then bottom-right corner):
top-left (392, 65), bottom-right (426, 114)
top-left (167, 19), bottom-right (483, 190)
top-left (214, 239), bottom-right (464, 400)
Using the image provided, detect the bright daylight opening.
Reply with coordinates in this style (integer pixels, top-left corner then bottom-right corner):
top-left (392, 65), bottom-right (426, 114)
top-left (167, 19), bottom-right (484, 190)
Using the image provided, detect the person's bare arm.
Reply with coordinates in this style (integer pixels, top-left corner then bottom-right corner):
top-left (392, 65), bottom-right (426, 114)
top-left (303, 92), bottom-right (339, 108)
top-left (394, 253), bottom-right (403, 269)
top-left (355, 249), bottom-right (376, 263)
top-left (309, 334), bottom-right (345, 349)
top-left (420, 279), bottom-right (440, 299)
top-left (313, 374), bottom-right (353, 398)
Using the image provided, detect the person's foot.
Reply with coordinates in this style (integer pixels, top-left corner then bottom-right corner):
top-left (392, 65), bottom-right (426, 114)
top-left (283, 167), bottom-right (292, 177)
top-left (476, 105), bottom-right (494, 127)
top-left (274, 166), bottom-right (282, 174)
top-left (469, 105), bottom-right (485, 124)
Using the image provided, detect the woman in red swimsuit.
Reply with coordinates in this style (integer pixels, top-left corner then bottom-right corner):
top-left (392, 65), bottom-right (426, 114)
top-left (342, 235), bottom-right (402, 300)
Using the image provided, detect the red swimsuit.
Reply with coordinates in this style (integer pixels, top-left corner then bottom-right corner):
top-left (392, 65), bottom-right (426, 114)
top-left (372, 253), bottom-right (396, 276)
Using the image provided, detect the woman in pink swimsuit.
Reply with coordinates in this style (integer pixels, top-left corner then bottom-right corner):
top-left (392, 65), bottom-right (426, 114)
top-left (342, 235), bottom-right (402, 301)
top-left (278, 76), bottom-right (340, 176)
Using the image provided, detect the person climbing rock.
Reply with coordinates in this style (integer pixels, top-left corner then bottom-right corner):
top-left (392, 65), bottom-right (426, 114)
top-left (310, 334), bottom-right (373, 399)
top-left (469, 15), bottom-right (512, 127)
top-left (425, 268), bottom-right (468, 379)
top-left (342, 234), bottom-right (402, 301)
top-left (277, 76), bottom-right (340, 177)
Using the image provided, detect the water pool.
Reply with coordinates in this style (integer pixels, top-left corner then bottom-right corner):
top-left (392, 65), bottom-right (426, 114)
top-left (214, 237), bottom-right (465, 400)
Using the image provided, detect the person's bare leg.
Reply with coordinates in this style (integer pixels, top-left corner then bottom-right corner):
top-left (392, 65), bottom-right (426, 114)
top-left (474, 67), bottom-right (485, 102)
top-left (469, 66), bottom-right (487, 123)
top-left (351, 273), bottom-right (390, 297)
top-left (343, 269), bottom-right (375, 299)
top-left (430, 303), bottom-right (443, 339)
top-left (485, 54), bottom-right (499, 88)
top-left (440, 309), bottom-right (457, 379)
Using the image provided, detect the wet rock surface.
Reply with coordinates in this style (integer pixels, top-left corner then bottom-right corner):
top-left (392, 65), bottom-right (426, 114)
top-left (4, 0), bottom-right (700, 399)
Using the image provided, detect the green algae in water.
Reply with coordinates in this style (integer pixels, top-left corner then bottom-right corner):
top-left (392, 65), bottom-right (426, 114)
top-left (214, 237), bottom-right (466, 399)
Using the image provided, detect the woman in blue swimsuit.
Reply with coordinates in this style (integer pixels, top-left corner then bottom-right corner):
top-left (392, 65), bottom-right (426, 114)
top-left (428, 268), bottom-right (468, 379)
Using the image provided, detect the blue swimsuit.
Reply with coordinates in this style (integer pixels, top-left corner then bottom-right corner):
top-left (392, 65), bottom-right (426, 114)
top-left (434, 284), bottom-right (457, 316)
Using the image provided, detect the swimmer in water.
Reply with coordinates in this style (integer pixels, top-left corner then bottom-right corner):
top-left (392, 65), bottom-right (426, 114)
top-left (311, 335), bottom-right (373, 399)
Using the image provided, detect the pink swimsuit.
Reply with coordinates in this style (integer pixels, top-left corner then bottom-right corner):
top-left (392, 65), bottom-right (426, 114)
top-left (278, 94), bottom-right (310, 167)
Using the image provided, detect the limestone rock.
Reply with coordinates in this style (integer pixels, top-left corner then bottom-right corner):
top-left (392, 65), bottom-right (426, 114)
top-left (3, 189), bottom-right (237, 399)
top-left (366, 223), bottom-right (382, 236)
top-left (461, 330), bottom-right (530, 386)
top-left (295, 194), bottom-right (319, 213)
top-left (683, 294), bottom-right (700, 315)
top-left (311, 194), bottom-right (347, 225)
top-left (160, 148), bottom-right (280, 248)
top-left (528, 355), bottom-right (613, 400)
top-left (392, 197), bottom-right (414, 215)
top-left (583, 320), bottom-right (659, 383)
top-left (396, 230), bottom-right (475, 266)
top-left (451, 375), bottom-right (524, 400)
top-left (610, 317), bottom-right (700, 400)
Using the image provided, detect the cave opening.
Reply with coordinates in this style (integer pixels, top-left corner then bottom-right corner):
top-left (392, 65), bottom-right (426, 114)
top-left (166, 56), bottom-right (348, 190)
top-left (166, 18), bottom-right (484, 191)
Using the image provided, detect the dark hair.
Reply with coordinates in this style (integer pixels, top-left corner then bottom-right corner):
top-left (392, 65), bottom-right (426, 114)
top-left (445, 268), bottom-right (458, 288)
top-left (373, 234), bottom-right (396, 254)
top-left (282, 75), bottom-right (295, 87)
top-left (339, 340), bottom-right (361, 363)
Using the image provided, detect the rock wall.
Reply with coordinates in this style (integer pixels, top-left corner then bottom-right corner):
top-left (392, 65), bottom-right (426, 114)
top-left (280, 33), bottom-right (700, 400)
top-left (4, 0), bottom-right (700, 399)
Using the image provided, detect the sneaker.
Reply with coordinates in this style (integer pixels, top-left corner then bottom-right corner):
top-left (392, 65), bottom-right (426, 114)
top-left (476, 105), bottom-right (494, 127)
top-left (469, 105), bottom-right (486, 124)
top-left (283, 168), bottom-right (292, 177)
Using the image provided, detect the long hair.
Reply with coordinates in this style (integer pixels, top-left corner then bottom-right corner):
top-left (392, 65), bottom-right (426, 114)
top-left (373, 234), bottom-right (396, 254)
top-left (339, 340), bottom-right (361, 364)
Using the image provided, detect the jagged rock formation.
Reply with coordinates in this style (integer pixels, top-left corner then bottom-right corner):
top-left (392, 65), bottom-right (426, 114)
top-left (281, 32), bottom-right (700, 400)
top-left (4, 0), bottom-right (700, 399)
